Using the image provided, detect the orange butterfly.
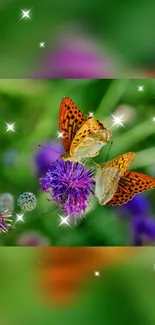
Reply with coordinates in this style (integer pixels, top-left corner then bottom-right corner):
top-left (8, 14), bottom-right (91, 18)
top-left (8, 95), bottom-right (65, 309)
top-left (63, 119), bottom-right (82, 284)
top-left (95, 152), bottom-right (155, 206)
top-left (59, 97), bottom-right (112, 161)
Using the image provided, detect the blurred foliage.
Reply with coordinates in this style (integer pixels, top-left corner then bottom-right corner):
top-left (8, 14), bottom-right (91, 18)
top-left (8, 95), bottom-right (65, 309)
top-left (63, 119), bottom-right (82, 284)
top-left (0, 1), bottom-right (155, 76)
top-left (1, 247), bottom-right (155, 325)
top-left (0, 78), bottom-right (155, 246)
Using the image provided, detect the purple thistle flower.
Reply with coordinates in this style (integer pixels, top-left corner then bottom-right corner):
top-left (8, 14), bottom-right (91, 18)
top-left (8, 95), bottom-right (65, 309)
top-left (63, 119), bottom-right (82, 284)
top-left (39, 159), bottom-right (95, 225)
top-left (34, 141), bottom-right (64, 175)
top-left (118, 195), bottom-right (155, 246)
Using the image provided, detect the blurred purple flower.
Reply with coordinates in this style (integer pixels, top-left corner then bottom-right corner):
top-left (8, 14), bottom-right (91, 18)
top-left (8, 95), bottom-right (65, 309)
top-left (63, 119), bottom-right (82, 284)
top-left (34, 31), bottom-right (115, 78)
top-left (118, 195), bottom-right (151, 217)
top-left (118, 195), bottom-right (155, 246)
top-left (132, 215), bottom-right (155, 246)
top-left (39, 158), bottom-right (95, 225)
top-left (34, 141), bottom-right (64, 175)
top-left (17, 231), bottom-right (50, 246)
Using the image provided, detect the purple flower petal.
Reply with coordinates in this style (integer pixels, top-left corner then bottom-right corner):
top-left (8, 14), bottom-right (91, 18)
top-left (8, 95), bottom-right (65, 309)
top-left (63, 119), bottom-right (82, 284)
top-left (39, 158), bottom-right (95, 225)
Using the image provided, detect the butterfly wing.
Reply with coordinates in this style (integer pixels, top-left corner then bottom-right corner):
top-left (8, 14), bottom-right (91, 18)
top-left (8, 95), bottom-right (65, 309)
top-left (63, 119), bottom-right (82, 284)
top-left (70, 118), bottom-right (112, 159)
top-left (59, 97), bottom-right (88, 151)
top-left (102, 152), bottom-right (136, 174)
top-left (106, 171), bottom-right (155, 206)
top-left (95, 167), bottom-right (122, 205)
top-left (95, 152), bottom-right (136, 205)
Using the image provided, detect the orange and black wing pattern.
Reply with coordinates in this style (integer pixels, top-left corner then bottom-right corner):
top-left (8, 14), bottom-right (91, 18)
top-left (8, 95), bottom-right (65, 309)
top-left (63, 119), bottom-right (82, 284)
top-left (59, 97), bottom-right (88, 151)
top-left (106, 171), bottom-right (155, 206)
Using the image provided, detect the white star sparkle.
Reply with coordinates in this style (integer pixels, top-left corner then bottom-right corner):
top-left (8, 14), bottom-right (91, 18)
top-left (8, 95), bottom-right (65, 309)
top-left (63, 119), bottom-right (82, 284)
top-left (111, 113), bottom-right (125, 128)
top-left (138, 85), bottom-right (143, 92)
top-left (21, 9), bottom-right (31, 19)
top-left (57, 131), bottom-right (64, 138)
top-left (5, 122), bottom-right (16, 133)
top-left (15, 213), bottom-right (24, 222)
top-left (58, 215), bottom-right (71, 227)
top-left (89, 112), bottom-right (94, 117)
top-left (94, 271), bottom-right (100, 276)
top-left (39, 42), bottom-right (45, 48)
top-left (153, 117), bottom-right (155, 122)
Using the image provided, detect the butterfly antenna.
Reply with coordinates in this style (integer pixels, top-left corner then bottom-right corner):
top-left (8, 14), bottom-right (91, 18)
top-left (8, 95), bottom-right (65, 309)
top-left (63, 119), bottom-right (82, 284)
top-left (105, 141), bottom-right (113, 164)
top-left (88, 155), bottom-right (100, 168)
top-left (38, 144), bottom-right (62, 155)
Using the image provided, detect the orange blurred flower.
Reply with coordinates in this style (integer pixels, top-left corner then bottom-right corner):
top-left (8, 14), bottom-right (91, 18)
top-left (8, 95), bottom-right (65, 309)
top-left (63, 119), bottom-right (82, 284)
top-left (38, 247), bottom-right (136, 306)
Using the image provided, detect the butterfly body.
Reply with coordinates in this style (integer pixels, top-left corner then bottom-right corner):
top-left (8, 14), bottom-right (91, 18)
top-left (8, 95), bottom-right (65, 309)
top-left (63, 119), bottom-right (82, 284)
top-left (60, 151), bottom-right (77, 162)
top-left (59, 97), bottom-right (112, 161)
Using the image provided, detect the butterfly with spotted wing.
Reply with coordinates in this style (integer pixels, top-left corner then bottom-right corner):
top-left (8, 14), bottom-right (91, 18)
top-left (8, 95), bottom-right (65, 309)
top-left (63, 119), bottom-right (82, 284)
top-left (95, 152), bottom-right (155, 206)
top-left (59, 97), bottom-right (112, 161)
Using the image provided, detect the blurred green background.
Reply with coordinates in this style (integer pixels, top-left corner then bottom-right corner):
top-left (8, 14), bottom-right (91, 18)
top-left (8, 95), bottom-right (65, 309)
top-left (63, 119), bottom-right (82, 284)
top-left (1, 0), bottom-right (155, 77)
top-left (0, 78), bottom-right (155, 246)
top-left (1, 247), bottom-right (155, 325)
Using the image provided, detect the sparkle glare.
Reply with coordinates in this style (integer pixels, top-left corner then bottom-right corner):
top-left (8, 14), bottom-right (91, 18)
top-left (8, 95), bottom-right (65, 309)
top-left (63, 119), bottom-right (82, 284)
top-left (57, 131), bottom-right (64, 138)
top-left (15, 213), bottom-right (24, 222)
top-left (39, 42), bottom-right (45, 48)
top-left (153, 117), bottom-right (155, 122)
top-left (94, 271), bottom-right (100, 276)
top-left (21, 9), bottom-right (31, 19)
top-left (111, 113), bottom-right (125, 128)
top-left (89, 112), bottom-right (94, 117)
top-left (5, 122), bottom-right (16, 133)
top-left (138, 85), bottom-right (143, 92)
top-left (58, 215), bottom-right (71, 227)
